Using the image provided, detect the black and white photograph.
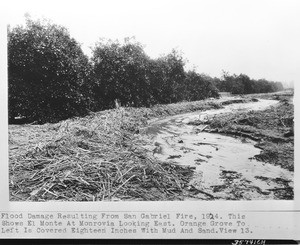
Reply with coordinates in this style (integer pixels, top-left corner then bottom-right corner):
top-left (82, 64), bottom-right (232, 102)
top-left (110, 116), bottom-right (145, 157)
top-left (1, 0), bottom-right (299, 240)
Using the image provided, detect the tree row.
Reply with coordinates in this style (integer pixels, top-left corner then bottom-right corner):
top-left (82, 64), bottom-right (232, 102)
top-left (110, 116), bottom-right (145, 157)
top-left (8, 18), bottom-right (283, 124)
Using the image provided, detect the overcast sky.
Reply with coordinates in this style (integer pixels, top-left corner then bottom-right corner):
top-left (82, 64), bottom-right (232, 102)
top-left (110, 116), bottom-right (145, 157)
top-left (3, 0), bottom-right (300, 85)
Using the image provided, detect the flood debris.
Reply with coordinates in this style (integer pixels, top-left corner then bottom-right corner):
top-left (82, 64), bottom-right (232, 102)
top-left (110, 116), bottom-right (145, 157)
top-left (194, 158), bottom-right (207, 164)
top-left (167, 155), bottom-right (182, 159)
top-left (198, 153), bottom-right (212, 159)
top-left (146, 92), bottom-right (294, 201)
top-left (187, 185), bottom-right (216, 200)
top-left (221, 99), bottom-right (245, 105)
top-left (9, 92), bottom-right (294, 201)
top-left (204, 99), bottom-right (294, 171)
top-left (9, 107), bottom-right (196, 201)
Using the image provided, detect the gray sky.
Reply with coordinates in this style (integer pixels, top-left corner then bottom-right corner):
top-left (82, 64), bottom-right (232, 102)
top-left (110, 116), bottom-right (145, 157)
top-left (3, 0), bottom-right (300, 85)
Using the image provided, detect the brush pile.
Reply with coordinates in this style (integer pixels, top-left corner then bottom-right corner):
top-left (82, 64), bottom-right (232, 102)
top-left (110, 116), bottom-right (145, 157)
top-left (9, 107), bottom-right (195, 201)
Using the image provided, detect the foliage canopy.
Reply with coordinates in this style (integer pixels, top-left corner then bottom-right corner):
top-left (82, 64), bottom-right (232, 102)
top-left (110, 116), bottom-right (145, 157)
top-left (8, 18), bottom-right (284, 124)
top-left (8, 18), bottom-right (93, 123)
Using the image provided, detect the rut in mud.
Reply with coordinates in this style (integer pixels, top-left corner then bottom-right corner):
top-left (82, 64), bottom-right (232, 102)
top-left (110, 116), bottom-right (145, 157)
top-left (145, 99), bottom-right (294, 200)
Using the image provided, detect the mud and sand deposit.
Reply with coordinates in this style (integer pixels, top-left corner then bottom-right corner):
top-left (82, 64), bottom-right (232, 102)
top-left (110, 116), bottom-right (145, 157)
top-left (9, 91), bottom-right (294, 201)
top-left (146, 98), bottom-right (294, 200)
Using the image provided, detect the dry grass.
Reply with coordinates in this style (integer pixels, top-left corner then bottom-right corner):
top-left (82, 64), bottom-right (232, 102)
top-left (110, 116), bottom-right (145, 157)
top-left (9, 107), bottom-right (197, 201)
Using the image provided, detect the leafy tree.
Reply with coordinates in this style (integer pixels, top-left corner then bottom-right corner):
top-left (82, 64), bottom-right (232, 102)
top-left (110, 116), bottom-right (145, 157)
top-left (216, 71), bottom-right (284, 94)
top-left (154, 50), bottom-right (186, 103)
top-left (274, 81), bottom-right (284, 91)
top-left (8, 17), bottom-right (93, 123)
top-left (92, 41), bottom-right (218, 108)
top-left (184, 71), bottom-right (219, 100)
top-left (92, 38), bottom-right (151, 108)
top-left (197, 74), bottom-right (220, 98)
top-left (236, 74), bottom-right (255, 94)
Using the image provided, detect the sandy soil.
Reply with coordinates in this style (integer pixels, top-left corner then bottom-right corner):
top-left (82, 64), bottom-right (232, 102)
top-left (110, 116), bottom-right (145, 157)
top-left (145, 96), bottom-right (294, 200)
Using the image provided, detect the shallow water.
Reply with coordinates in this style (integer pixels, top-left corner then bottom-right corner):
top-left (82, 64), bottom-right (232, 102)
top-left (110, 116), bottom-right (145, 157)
top-left (146, 99), bottom-right (293, 200)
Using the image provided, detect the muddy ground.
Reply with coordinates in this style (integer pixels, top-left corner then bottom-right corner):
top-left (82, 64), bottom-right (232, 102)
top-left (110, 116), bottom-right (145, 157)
top-left (204, 99), bottom-right (294, 171)
top-left (145, 91), bottom-right (294, 200)
top-left (8, 91), bottom-right (294, 201)
top-left (199, 98), bottom-right (293, 200)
